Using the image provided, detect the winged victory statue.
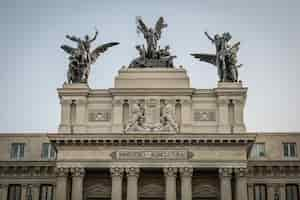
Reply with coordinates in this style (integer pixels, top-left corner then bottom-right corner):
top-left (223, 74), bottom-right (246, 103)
top-left (129, 17), bottom-right (176, 68)
top-left (61, 29), bottom-right (119, 83)
top-left (191, 32), bottom-right (242, 82)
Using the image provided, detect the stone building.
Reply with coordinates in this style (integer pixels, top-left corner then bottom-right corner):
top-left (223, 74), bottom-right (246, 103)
top-left (0, 67), bottom-right (299, 200)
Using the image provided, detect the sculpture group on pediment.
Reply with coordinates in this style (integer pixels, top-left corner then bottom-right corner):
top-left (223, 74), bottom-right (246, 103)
top-left (124, 99), bottom-right (179, 133)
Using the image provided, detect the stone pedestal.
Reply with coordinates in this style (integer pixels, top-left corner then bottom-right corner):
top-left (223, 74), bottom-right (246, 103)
top-left (71, 168), bottom-right (85, 200)
top-left (219, 168), bottom-right (232, 200)
top-left (110, 167), bottom-right (124, 200)
top-left (180, 167), bottom-right (193, 200)
top-left (126, 167), bottom-right (140, 200)
top-left (164, 167), bottom-right (178, 200)
top-left (235, 168), bottom-right (247, 200)
top-left (55, 168), bottom-right (69, 200)
top-left (115, 68), bottom-right (190, 88)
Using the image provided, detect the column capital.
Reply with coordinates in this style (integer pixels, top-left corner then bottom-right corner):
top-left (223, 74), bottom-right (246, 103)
top-left (125, 167), bottom-right (140, 177)
top-left (248, 183), bottom-right (254, 188)
top-left (55, 167), bottom-right (69, 177)
top-left (70, 167), bottom-right (85, 177)
top-left (217, 98), bottom-right (230, 105)
top-left (60, 99), bottom-right (73, 105)
top-left (110, 167), bottom-right (124, 177)
top-left (113, 99), bottom-right (123, 106)
top-left (179, 167), bottom-right (193, 177)
top-left (234, 168), bottom-right (248, 177)
top-left (164, 167), bottom-right (178, 177)
top-left (219, 168), bottom-right (232, 177)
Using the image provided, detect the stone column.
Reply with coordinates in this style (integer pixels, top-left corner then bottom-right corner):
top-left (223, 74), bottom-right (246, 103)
top-left (232, 99), bottom-right (245, 133)
top-left (110, 167), bottom-right (124, 200)
top-left (179, 167), bottom-right (193, 200)
top-left (181, 99), bottom-right (192, 132)
top-left (164, 167), bottom-right (177, 200)
top-left (279, 184), bottom-right (286, 200)
top-left (126, 167), bottom-right (140, 200)
top-left (21, 184), bottom-right (27, 200)
top-left (71, 168), bottom-right (85, 200)
top-left (32, 184), bottom-right (40, 200)
top-left (1, 184), bottom-right (8, 200)
top-left (267, 184), bottom-right (275, 200)
top-left (217, 99), bottom-right (230, 133)
top-left (59, 99), bottom-right (72, 133)
top-left (55, 167), bottom-right (69, 200)
top-left (247, 183), bottom-right (254, 200)
top-left (74, 99), bottom-right (87, 133)
top-left (112, 99), bottom-right (123, 132)
top-left (219, 168), bottom-right (232, 200)
top-left (235, 168), bottom-right (248, 200)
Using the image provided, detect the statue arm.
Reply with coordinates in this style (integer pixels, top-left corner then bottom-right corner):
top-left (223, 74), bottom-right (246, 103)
top-left (204, 32), bottom-right (214, 42)
top-left (66, 35), bottom-right (81, 42)
top-left (89, 30), bottom-right (98, 42)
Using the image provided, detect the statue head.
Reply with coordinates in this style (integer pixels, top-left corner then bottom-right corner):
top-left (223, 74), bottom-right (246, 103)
top-left (222, 32), bottom-right (232, 41)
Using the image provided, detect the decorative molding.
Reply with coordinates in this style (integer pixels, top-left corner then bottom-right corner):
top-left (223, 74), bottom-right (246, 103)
top-left (193, 110), bottom-right (216, 121)
top-left (163, 167), bottom-right (178, 177)
top-left (88, 110), bottom-right (111, 122)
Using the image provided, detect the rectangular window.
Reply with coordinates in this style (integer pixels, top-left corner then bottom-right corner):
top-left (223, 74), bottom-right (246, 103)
top-left (283, 143), bottom-right (297, 157)
top-left (40, 185), bottom-right (53, 200)
top-left (10, 143), bottom-right (25, 160)
top-left (254, 184), bottom-right (267, 200)
top-left (286, 184), bottom-right (299, 200)
top-left (251, 143), bottom-right (266, 158)
top-left (8, 184), bottom-right (22, 200)
top-left (41, 143), bottom-right (56, 160)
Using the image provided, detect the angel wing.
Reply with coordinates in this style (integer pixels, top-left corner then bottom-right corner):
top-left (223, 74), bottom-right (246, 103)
top-left (90, 42), bottom-right (119, 64)
top-left (155, 17), bottom-right (168, 39)
top-left (137, 18), bottom-right (148, 35)
top-left (61, 45), bottom-right (79, 55)
top-left (190, 53), bottom-right (217, 66)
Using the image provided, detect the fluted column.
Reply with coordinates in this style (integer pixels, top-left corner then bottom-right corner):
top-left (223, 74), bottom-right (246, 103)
top-left (1, 184), bottom-right (8, 200)
top-left (110, 167), bottom-right (124, 200)
top-left (267, 184), bottom-right (275, 200)
top-left (247, 183), bottom-right (254, 200)
top-left (71, 168), bottom-right (85, 200)
top-left (164, 167), bottom-right (177, 200)
top-left (126, 167), bottom-right (140, 200)
top-left (180, 167), bottom-right (193, 200)
top-left (279, 184), bottom-right (286, 200)
top-left (235, 168), bottom-right (248, 200)
top-left (219, 168), bottom-right (232, 200)
top-left (32, 184), bottom-right (40, 200)
top-left (55, 167), bottom-right (69, 200)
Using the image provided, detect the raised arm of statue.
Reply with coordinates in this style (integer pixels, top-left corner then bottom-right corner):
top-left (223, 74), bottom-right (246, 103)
top-left (89, 30), bottom-right (98, 43)
top-left (204, 32), bottom-right (214, 43)
top-left (66, 35), bottom-right (81, 43)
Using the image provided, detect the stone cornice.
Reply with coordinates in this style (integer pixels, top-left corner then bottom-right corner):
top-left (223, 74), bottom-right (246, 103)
top-left (0, 161), bottom-right (56, 167)
top-left (48, 133), bottom-right (256, 146)
top-left (109, 88), bottom-right (194, 96)
top-left (248, 160), bottom-right (300, 167)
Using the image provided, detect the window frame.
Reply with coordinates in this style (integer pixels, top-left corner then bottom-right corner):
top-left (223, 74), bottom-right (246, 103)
top-left (41, 143), bottom-right (56, 160)
top-left (10, 143), bottom-right (25, 160)
top-left (283, 143), bottom-right (297, 158)
top-left (251, 143), bottom-right (266, 158)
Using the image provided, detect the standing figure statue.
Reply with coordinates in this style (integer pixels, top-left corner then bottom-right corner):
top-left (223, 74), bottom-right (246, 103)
top-left (160, 101), bottom-right (179, 132)
top-left (129, 17), bottom-right (176, 68)
top-left (61, 29), bottom-right (119, 84)
top-left (191, 32), bottom-right (242, 82)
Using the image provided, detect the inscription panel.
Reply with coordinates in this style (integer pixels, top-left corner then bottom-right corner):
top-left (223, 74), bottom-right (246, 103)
top-left (193, 110), bottom-right (216, 121)
top-left (88, 110), bottom-right (111, 122)
top-left (112, 150), bottom-right (192, 160)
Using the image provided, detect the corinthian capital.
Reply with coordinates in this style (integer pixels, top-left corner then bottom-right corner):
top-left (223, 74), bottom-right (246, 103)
top-left (110, 167), bottom-right (124, 177)
top-left (55, 167), bottom-right (69, 177)
top-left (126, 167), bottom-right (140, 177)
top-left (164, 167), bottom-right (178, 177)
top-left (70, 167), bottom-right (85, 177)
top-left (219, 168), bottom-right (232, 177)
top-left (179, 167), bottom-right (193, 177)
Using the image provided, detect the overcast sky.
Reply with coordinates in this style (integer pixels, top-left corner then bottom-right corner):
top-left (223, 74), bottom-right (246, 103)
top-left (0, 0), bottom-right (299, 133)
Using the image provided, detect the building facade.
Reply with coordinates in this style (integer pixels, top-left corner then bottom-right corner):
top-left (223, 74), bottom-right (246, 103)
top-left (0, 68), bottom-right (299, 200)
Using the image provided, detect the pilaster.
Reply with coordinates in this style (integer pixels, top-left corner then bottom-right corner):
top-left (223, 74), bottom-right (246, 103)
top-left (217, 99), bottom-right (230, 133)
top-left (181, 99), bottom-right (192, 132)
top-left (74, 99), bottom-right (88, 133)
top-left (59, 99), bottom-right (72, 133)
top-left (164, 167), bottom-right (178, 200)
top-left (232, 99), bottom-right (246, 133)
top-left (219, 168), bottom-right (232, 200)
top-left (179, 167), bottom-right (193, 200)
top-left (126, 167), bottom-right (140, 200)
top-left (112, 99), bottom-right (123, 133)
top-left (110, 167), bottom-right (124, 200)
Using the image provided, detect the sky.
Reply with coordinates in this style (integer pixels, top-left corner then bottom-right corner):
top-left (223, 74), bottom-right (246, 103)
top-left (0, 0), bottom-right (299, 133)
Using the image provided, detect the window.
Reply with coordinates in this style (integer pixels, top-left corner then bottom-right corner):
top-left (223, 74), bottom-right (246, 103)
top-left (41, 143), bottom-right (56, 160)
top-left (283, 143), bottom-right (297, 157)
top-left (286, 184), bottom-right (299, 200)
top-left (251, 143), bottom-right (266, 158)
top-left (40, 185), bottom-right (54, 200)
top-left (8, 184), bottom-right (22, 200)
top-left (10, 143), bottom-right (25, 160)
top-left (254, 184), bottom-right (267, 200)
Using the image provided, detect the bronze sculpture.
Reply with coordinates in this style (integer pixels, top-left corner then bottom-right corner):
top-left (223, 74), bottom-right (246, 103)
top-left (129, 17), bottom-right (176, 68)
top-left (61, 29), bottom-right (119, 83)
top-left (191, 32), bottom-right (242, 82)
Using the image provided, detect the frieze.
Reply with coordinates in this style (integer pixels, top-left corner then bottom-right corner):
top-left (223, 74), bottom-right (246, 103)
top-left (111, 150), bottom-right (193, 160)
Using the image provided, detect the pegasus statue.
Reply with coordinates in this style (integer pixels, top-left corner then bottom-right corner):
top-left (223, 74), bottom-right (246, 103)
top-left (61, 29), bottom-right (119, 83)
